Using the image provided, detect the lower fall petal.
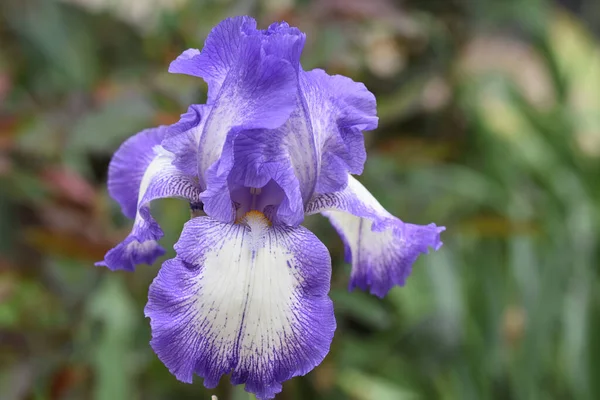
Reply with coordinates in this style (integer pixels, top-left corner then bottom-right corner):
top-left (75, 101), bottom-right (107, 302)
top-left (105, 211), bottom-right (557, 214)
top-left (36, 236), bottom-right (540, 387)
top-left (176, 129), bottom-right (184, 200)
top-left (306, 174), bottom-right (444, 297)
top-left (325, 211), bottom-right (444, 298)
top-left (144, 214), bottom-right (335, 399)
top-left (107, 126), bottom-right (166, 219)
top-left (97, 148), bottom-right (202, 271)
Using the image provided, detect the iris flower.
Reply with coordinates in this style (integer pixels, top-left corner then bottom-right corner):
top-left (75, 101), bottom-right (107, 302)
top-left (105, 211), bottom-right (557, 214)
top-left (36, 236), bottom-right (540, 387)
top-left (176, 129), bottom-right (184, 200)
top-left (97, 16), bottom-right (444, 399)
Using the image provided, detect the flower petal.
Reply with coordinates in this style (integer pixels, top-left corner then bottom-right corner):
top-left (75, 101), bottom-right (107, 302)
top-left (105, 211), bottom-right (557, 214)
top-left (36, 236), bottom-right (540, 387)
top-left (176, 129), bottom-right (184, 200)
top-left (306, 175), bottom-right (444, 297)
top-left (162, 104), bottom-right (210, 177)
top-left (145, 214), bottom-right (335, 399)
top-left (198, 39), bottom-right (298, 178)
top-left (224, 118), bottom-right (311, 225)
top-left (107, 126), bottom-right (166, 219)
top-left (202, 75), bottom-right (318, 226)
top-left (97, 147), bottom-right (202, 271)
top-left (169, 18), bottom-right (305, 102)
top-left (169, 16), bottom-right (256, 101)
top-left (300, 69), bottom-right (378, 193)
top-left (198, 34), bottom-right (305, 221)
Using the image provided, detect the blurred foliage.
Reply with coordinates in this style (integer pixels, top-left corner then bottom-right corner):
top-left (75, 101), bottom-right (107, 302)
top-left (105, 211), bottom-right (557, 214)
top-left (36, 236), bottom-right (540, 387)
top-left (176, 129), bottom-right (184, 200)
top-left (1, 0), bottom-right (600, 399)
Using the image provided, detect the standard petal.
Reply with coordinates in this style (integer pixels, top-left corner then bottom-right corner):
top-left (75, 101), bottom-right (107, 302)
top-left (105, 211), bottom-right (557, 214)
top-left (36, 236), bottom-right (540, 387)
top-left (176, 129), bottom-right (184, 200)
top-left (107, 126), bottom-right (166, 219)
top-left (169, 16), bottom-right (256, 101)
top-left (198, 42), bottom-right (303, 221)
top-left (202, 86), bottom-right (318, 226)
top-left (145, 213), bottom-right (335, 399)
top-left (300, 69), bottom-right (378, 193)
top-left (169, 17), bottom-right (305, 103)
top-left (306, 175), bottom-right (444, 297)
top-left (197, 34), bottom-right (298, 188)
top-left (170, 17), bottom-right (307, 223)
top-left (97, 148), bottom-right (202, 271)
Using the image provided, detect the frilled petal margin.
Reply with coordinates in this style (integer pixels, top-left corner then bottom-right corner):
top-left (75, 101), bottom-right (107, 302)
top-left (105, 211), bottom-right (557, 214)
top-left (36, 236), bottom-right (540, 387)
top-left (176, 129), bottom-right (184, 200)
top-left (169, 16), bottom-right (256, 102)
top-left (145, 213), bottom-right (335, 399)
top-left (306, 175), bottom-right (445, 298)
top-left (96, 131), bottom-right (202, 271)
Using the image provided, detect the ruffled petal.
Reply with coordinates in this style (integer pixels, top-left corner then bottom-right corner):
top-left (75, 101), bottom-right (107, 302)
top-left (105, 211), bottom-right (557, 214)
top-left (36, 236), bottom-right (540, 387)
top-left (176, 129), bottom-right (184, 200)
top-left (169, 16), bottom-right (256, 101)
top-left (202, 78), bottom-right (318, 226)
top-left (224, 119), bottom-right (311, 225)
top-left (145, 213), bottom-right (335, 399)
top-left (197, 29), bottom-right (305, 221)
top-left (300, 69), bottom-right (378, 193)
top-left (162, 104), bottom-right (210, 177)
top-left (97, 147), bottom-right (202, 271)
top-left (170, 18), bottom-right (305, 102)
top-left (306, 175), bottom-right (444, 297)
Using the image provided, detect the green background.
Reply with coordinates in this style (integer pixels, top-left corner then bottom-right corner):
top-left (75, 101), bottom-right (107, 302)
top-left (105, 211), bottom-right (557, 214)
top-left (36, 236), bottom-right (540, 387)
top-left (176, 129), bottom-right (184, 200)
top-left (1, 0), bottom-right (600, 399)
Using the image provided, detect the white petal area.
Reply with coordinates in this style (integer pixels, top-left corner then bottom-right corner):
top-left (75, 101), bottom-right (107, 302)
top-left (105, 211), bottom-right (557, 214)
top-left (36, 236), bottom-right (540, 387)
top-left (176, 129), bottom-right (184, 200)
top-left (145, 213), bottom-right (335, 399)
top-left (306, 175), bottom-right (444, 297)
top-left (306, 174), bottom-right (391, 223)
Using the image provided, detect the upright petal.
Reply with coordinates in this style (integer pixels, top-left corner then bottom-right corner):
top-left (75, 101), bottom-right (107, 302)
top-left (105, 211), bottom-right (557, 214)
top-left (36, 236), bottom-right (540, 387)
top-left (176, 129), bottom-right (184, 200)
top-left (203, 78), bottom-right (318, 226)
top-left (169, 16), bottom-right (305, 191)
top-left (145, 213), bottom-right (335, 399)
top-left (169, 16), bottom-right (257, 101)
top-left (300, 69), bottom-right (378, 193)
top-left (197, 33), bottom-right (306, 221)
top-left (198, 44), bottom-right (297, 183)
top-left (169, 17), bottom-right (305, 102)
top-left (97, 146), bottom-right (202, 271)
top-left (306, 175), bottom-right (444, 297)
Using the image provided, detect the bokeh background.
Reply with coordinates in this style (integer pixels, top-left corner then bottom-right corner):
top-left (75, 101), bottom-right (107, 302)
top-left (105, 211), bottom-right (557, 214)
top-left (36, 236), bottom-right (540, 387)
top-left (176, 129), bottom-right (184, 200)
top-left (1, 0), bottom-right (600, 399)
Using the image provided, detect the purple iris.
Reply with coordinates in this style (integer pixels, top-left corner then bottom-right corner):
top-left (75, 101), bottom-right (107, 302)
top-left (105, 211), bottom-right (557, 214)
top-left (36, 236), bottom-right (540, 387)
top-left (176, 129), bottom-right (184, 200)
top-left (96, 16), bottom-right (444, 400)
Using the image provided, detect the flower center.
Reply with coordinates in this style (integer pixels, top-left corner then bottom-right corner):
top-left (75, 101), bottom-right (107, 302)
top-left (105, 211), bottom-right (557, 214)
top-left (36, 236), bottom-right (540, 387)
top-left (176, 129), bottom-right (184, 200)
top-left (231, 179), bottom-right (284, 223)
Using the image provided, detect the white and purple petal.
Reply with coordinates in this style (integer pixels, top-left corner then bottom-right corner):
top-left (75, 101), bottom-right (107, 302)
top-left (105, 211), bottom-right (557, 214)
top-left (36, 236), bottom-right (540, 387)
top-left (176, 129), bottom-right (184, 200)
top-left (107, 126), bottom-right (166, 219)
top-left (97, 147), bottom-right (202, 271)
top-left (197, 40), bottom-right (298, 186)
top-left (208, 80), bottom-right (319, 226)
top-left (162, 104), bottom-right (210, 177)
top-left (197, 41), bottom-right (303, 221)
top-left (169, 17), bottom-right (308, 223)
top-left (306, 175), bottom-right (444, 297)
top-left (145, 213), bottom-right (335, 399)
top-left (225, 123), bottom-right (310, 226)
top-left (169, 16), bottom-right (257, 102)
top-left (169, 17), bottom-right (305, 102)
top-left (300, 69), bottom-right (378, 193)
